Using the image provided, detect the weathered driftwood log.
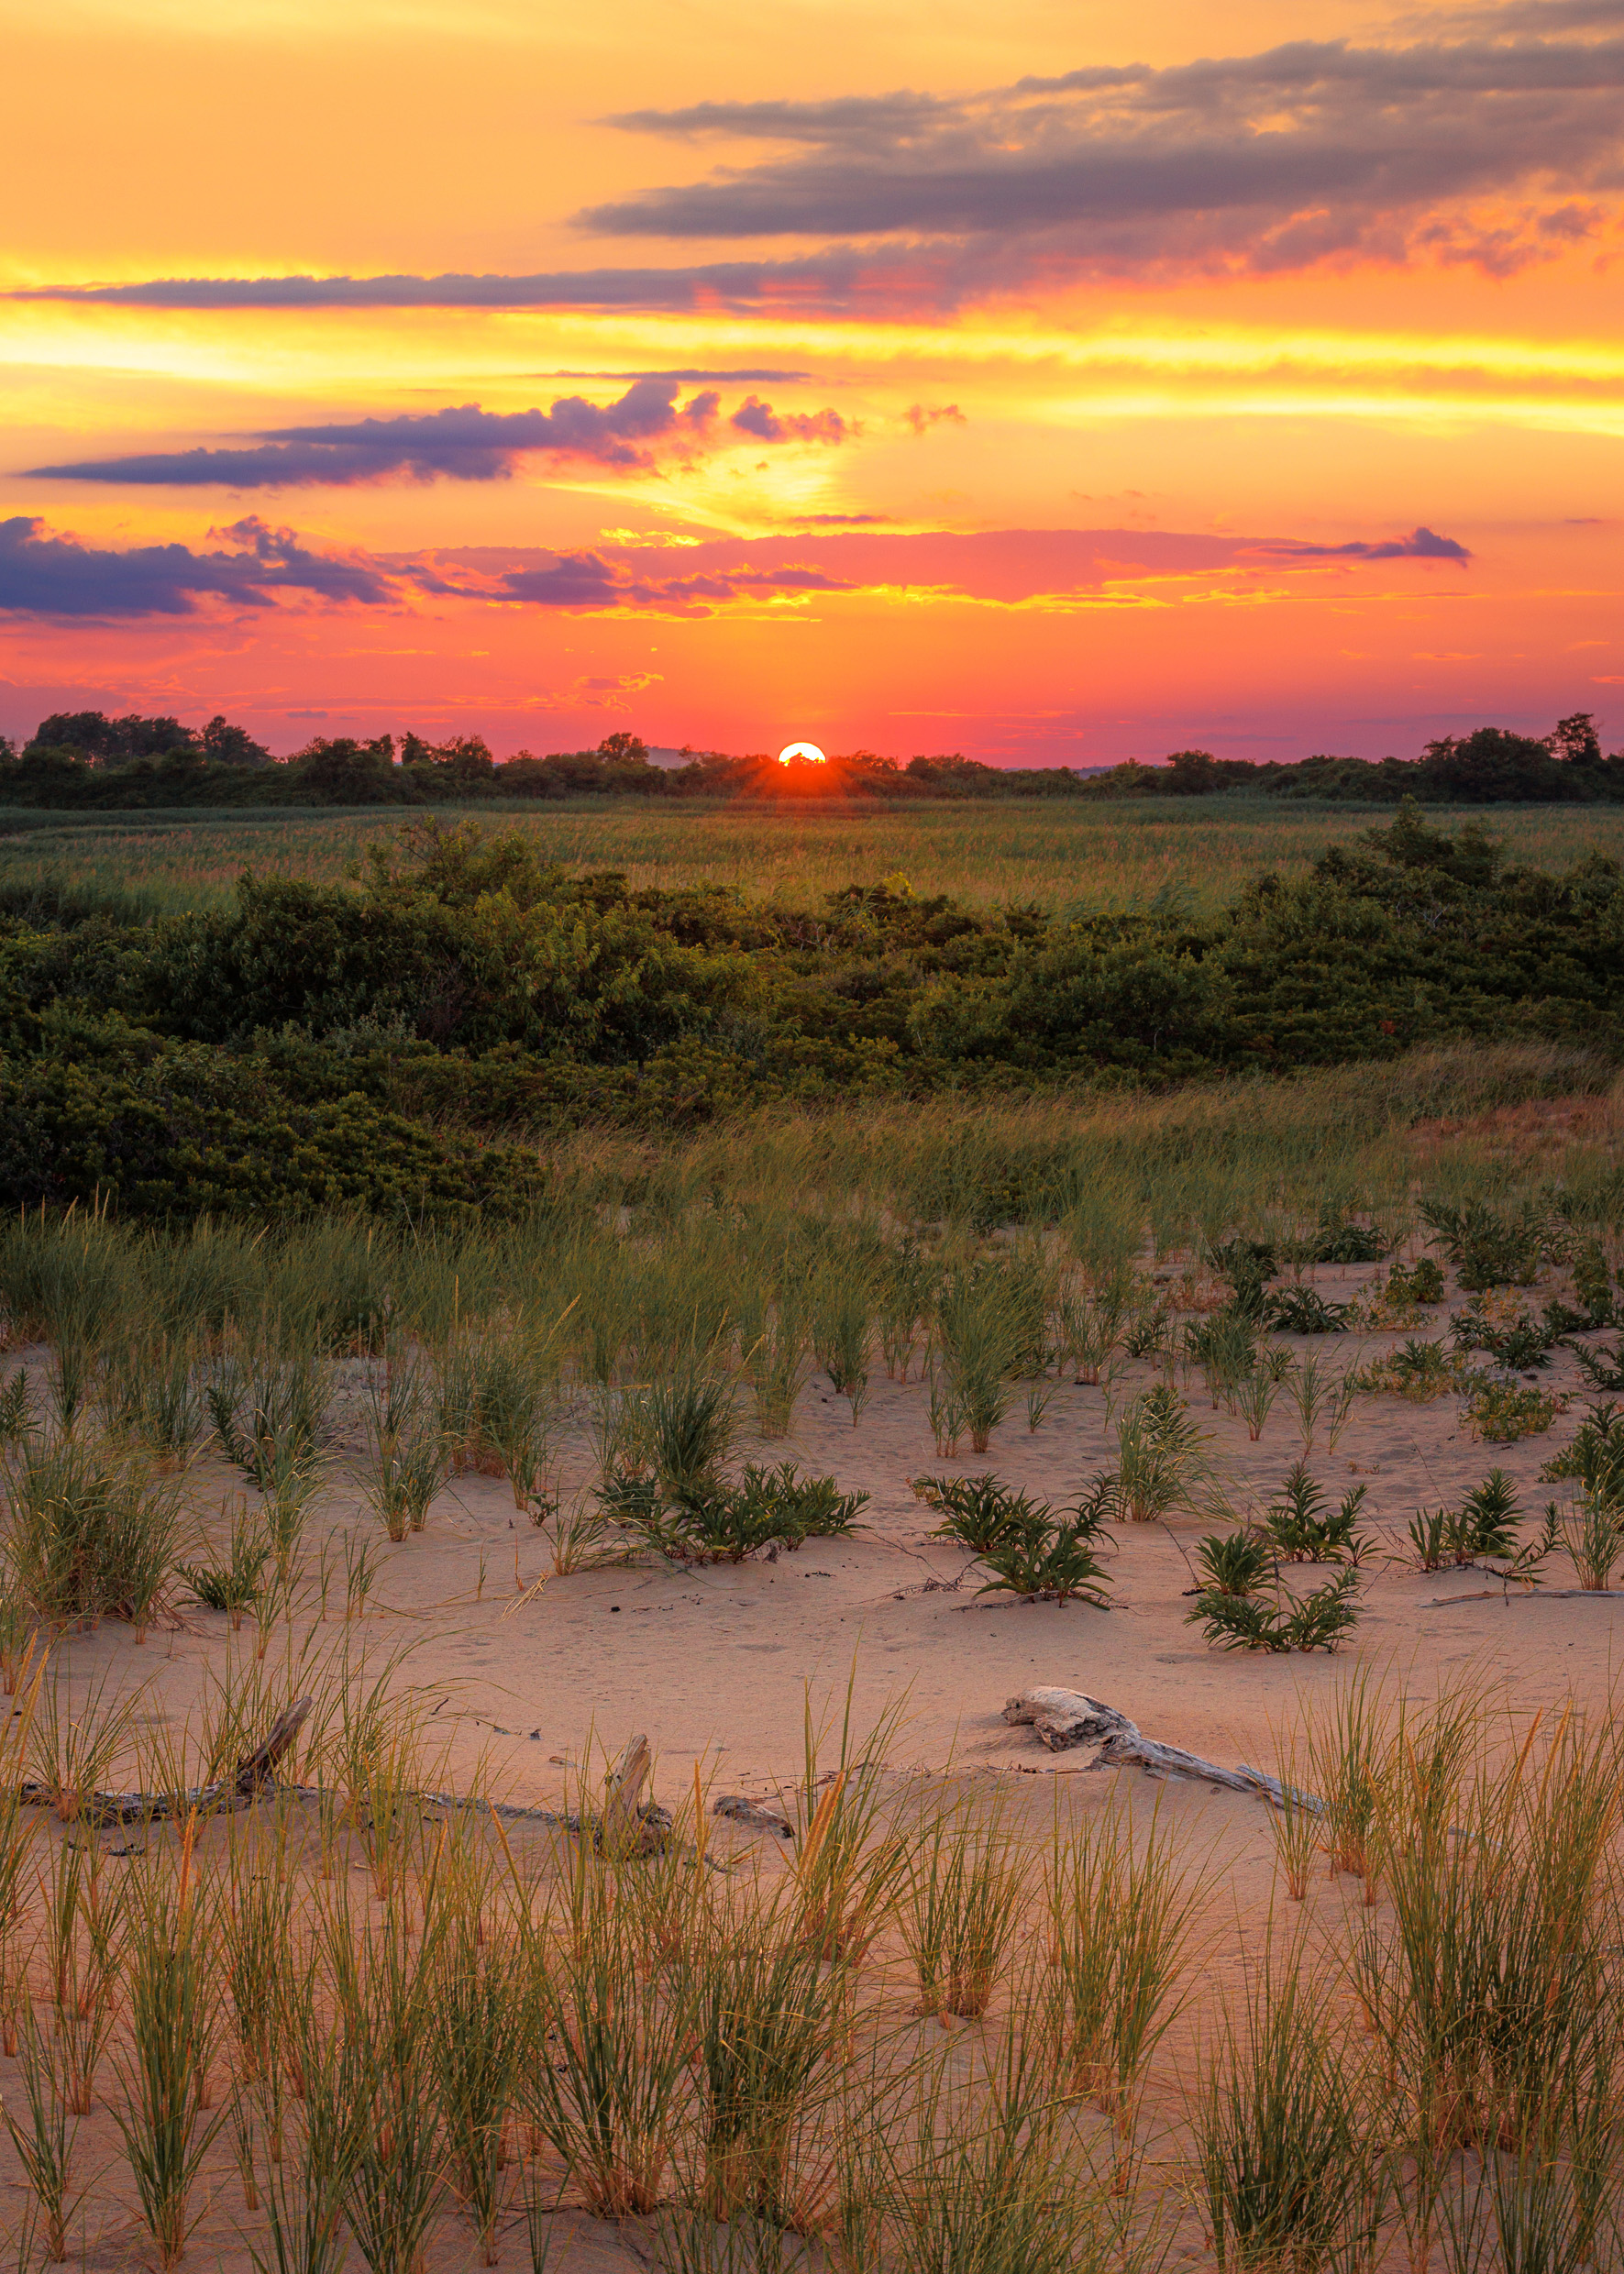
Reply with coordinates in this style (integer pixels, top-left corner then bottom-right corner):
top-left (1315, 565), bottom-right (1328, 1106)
top-left (1002, 1687), bottom-right (1306, 1810)
top-left (1001, 1687), bottom-right (1139, 1752)
top-left (22, 1696), bottom-right (315, 1827)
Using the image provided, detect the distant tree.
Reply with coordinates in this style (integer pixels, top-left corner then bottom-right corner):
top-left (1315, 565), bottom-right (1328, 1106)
top-left (31, 710), bottom-right (198, 762)
top-left (1418, 726), bottom-right (1572, 802)
top-left (401, 732), bottom-right (496, 790)
top-left (1166, 749), bottom-right (1225, 795)
top-left (1548, 712), bottom-right (1603, 767)
top-left (289, 734), bottom-right (401, 802)
top-left (597, 732), bottom-right (649, 763)
top-left (201, 714), bottom-right (272, 767)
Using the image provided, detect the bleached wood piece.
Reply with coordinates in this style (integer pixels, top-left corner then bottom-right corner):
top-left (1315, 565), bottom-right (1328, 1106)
top-left (600, 1732), bottom-right (662, 1853)
top-left (1001, 1688), bottom-right (1139, 1751)
top-left (1002, 1686), bottom-right (1308, 1809)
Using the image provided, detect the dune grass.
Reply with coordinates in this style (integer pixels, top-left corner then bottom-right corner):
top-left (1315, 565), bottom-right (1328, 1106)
top-left (5, 797), bottom-right (1624, 917)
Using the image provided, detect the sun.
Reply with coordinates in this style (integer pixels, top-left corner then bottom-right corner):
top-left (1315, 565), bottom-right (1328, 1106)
top-left (778, 741), bottom-right (827, 764)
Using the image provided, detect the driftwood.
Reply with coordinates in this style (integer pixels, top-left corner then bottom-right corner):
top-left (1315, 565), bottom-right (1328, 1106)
top-left (1421, 1588), bottom-right (1624, 1607)
top-left (19, 1698), bottom-right (675, 1854)
top-left (1002, 1687), bottom-right (1306, 1810)
top-left (21, 1697), bottom-right (315, 1827)
top-left (713, 1794), bottom-right (795, 1838)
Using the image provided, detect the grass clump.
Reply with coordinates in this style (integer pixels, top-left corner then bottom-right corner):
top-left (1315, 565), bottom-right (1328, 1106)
top-left (1196, 1957), bottom-right (1382, 2274)
top-left (4, 1436), bottom-right (182, 1636)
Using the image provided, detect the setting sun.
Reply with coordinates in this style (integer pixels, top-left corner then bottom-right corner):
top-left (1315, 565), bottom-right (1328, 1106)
top-left (778, 743), bottom-right (828, 765)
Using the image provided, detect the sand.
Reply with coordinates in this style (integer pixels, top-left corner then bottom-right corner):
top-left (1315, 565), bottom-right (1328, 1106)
top-left (6, 1249), bottom-right (1620, 2270)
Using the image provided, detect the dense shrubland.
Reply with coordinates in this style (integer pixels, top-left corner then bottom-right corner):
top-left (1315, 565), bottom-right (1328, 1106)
top-left (1, 800), bottom-right (1621, 1218)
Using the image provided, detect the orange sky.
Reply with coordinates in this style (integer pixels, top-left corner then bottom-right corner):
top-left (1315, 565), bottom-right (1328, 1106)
top-left (2, 0), bottom-right (1620, 762)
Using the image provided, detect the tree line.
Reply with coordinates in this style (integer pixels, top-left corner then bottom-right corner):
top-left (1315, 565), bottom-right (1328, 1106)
top-left (1, 710), bottom-right (1619, 808)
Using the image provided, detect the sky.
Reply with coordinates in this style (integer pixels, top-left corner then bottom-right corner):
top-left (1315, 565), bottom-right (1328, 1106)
top-left (1, 0), bottom-right (1621, 765)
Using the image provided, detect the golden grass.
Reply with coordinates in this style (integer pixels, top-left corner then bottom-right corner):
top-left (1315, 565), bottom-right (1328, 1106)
top-left (5, 797), bottom-right (1624, 915)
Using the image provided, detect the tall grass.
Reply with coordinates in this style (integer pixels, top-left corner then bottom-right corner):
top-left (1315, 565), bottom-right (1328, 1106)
top-left (6, 799), bottom-right (1623, 915)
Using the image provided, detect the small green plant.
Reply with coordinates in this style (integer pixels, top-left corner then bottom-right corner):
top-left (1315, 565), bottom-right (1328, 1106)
top-left (1106, 1385), bottom-right (1218, 1522)
top-left (812, 1276), bottom-right (875, 1427)
top-left (473, 1339), bottom-right (555, 1508)
top-left (735, 1462), bottom-right (868, 1547)
top-left (1263, 1286), bottom-right (1351, 1334)
top-left (208, 1351), bottom-right (326, 1488)
top-left (4, 1437), bottom-right (182, 1636)
top-left (0, 1368), bottom-right (28, 1444)
top-left (177, 1507), bottom-right (269, 1630)
top-left (1263, 1463), bottom-right (1368, 1563)
top-left (1196, 1960), bottom-right (1381, 2274)
top-left (1046, 1797), bottom-right (1196, 2130)
top-left (977, 1511), bottom-right (1112, 1606)
top-left (1409, 1469), bottom-right (1523, 1569)
top-left (1311, 1215), bottom-right (1387, 1264)
top-left (920, 1474), bottom-right (1048, 1555)
top-left (1574, 1340), bottom-right (1624, 1392)
top-left (1186, 1307), bottom-right (1257, 1410)
top-left (646, 1364), bottom-right (737, 1503)
top-left (1419, 1196), bottom-right (1546, 1290)
top-left (361, 1426), bottom-right (451, 1542)
top-left (1192, 1529), bottom-right (1270, 1598)
top-left (1192, 1570), bottom-right (1360, 1654)
top-left (1359, 1337), bottom-right (1462, 1401)
top-left (902, 1803), bottom-right (1024, 2019)
top-left (1463, 1376), bottom-right (1564, 1443)
top-left (5, 2006), bottom-right (84, 2264)
top-left (1552, 1496), bottom-right (1624, 1591)
top-left (1386, 1256), bottom-right (1446, 1306)
top-left (1208, 1237), bottom-right (1277, 1319)
top-left (101, 1337), bottom-right (205, 1468)
top-left (1451, 1298), bottom-right (1559, 1371)
top-left (1541, 1398), bottom-right (1624, 1502)
top-left (1233, 1363), bottom-right (1281, 1442)
top-left (115, 1831), bottom-right (226, 2268)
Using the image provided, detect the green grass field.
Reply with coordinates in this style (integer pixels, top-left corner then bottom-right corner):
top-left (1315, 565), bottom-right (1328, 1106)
top-left (5, 796), bottom-right (1624, 915)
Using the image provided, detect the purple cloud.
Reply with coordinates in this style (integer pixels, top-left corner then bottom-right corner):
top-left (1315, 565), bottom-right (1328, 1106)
top-left (729, 396), bottom-right (847, 444)
top-left (28, 381), bottom-right (725, 490)
top-left (0, 513), bottom-right (392, 617)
